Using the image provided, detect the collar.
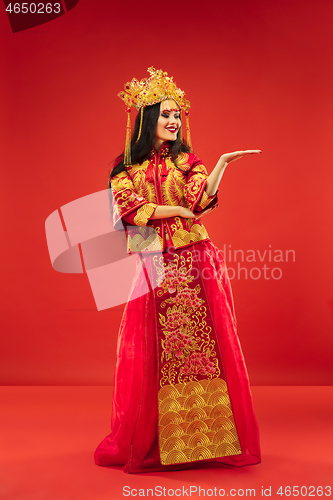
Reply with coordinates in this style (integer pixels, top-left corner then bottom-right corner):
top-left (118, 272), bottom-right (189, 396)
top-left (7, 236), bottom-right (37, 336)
top-left (149, 141), bottom-right (171, 159)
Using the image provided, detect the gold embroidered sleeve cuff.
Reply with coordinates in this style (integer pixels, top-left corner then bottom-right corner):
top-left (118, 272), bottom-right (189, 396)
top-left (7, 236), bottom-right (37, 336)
top-left (133, 203), bottom-right (158, 226)
top-left (193, 188), bottom-right (219, 215)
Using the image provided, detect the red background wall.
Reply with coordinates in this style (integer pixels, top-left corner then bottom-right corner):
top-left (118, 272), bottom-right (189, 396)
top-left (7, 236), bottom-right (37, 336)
top-left (1, 0), bottom-right (332, 385)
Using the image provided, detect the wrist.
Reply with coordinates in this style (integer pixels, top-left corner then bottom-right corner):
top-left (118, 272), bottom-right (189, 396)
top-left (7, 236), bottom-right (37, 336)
top-left (219, 156), bottom-right (228, 168)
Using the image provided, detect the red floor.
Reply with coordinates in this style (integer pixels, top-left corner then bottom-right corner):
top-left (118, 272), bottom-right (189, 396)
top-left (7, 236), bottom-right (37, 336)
top-left (0, 386), bottom-right (332, 500)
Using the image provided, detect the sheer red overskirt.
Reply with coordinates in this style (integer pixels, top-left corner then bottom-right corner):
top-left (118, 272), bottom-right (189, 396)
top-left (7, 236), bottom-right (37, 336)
top-left (94, 240), bottom-right (261, 473)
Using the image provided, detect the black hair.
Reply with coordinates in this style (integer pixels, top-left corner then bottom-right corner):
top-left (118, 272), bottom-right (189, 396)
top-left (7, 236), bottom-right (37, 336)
top-left (108, 102), bottom-right (191, 188)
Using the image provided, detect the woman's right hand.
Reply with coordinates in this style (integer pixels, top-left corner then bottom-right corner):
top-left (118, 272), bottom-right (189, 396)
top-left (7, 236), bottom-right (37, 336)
top-left (178, 206), bottom-right (196, 218)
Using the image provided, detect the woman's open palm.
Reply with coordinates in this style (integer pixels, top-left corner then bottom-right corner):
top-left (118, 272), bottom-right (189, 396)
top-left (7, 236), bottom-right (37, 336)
top-left (221, 150), bottom-right (261, 166)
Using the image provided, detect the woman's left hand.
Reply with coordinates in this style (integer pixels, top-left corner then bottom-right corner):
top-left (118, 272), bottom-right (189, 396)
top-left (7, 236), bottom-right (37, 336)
top-left (205, 149), bottom-right (262, 197)
top-left (220, 150), bottom-right (262, 167)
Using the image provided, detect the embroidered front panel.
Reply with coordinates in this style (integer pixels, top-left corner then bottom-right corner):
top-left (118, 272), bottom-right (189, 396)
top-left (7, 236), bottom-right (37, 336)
top-left (161, 160), bottom-right (187, 208)
top-left (152, 250), bottom-right (241, 465)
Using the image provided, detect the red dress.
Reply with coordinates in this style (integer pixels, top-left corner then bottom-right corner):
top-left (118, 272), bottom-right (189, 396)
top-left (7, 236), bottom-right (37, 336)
top-left (94, 144), bottom-right (261, 473)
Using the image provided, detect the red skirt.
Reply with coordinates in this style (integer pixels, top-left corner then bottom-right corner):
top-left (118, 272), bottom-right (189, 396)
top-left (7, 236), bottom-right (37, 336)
top-left (94, 240), bottom-right (261, 473)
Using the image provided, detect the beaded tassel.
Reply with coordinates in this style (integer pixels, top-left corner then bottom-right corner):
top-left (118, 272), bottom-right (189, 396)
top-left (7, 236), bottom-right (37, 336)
top-left (179, 111), bottom-right (183, 143)
top-left (124, 107), bottom-right (132, 166)
top-left (136, 106), bottom-right (144, 143)
top-left (185, 111), bottom-right (192, 151)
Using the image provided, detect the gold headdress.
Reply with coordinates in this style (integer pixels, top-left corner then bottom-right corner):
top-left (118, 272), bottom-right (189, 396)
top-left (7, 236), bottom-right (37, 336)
top-left (118, 67), bottom-right (192, 165)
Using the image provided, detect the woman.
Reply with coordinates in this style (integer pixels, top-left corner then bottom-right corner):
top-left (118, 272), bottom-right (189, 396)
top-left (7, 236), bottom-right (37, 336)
top-left (94, 67), bottom-right (261, 474)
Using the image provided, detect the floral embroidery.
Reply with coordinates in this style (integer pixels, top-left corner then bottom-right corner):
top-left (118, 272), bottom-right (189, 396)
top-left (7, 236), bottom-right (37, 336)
top-left (181, 350), bottom-right (216, 376)
top-left (164, 329), bottom-right (193, 359)
top-left (163, 264), bottom-right (189, 293)
top-left (154, 251), bottom-right (219, 387)
top-left (174, 287), bottom-right (202, 309)
top-left (162, 308), bottom-right (188, 330)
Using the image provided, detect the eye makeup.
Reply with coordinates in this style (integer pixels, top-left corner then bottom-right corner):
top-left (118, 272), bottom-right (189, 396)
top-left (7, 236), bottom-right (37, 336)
top-left (161, 110), bottom-right (181, 119)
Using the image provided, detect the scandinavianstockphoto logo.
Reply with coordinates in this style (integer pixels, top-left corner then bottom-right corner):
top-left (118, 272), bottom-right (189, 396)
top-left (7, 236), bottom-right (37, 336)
top-left (167, 244), bottom-right (295, 281)
top-left (221, 244), bottom-right (295, 281)
top-left (3, 0), bottom-right (80, 33)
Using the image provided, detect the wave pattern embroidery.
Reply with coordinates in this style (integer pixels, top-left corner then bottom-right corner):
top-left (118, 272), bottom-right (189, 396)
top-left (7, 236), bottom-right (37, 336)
top-left (153, 251), bottom-right (242, 465)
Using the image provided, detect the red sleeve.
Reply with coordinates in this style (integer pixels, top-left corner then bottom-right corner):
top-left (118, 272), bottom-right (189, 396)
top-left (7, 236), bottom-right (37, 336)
top-left (110, 170), bottom-right (158, 229)
top-left (183, 154), bottom-right (218, 215)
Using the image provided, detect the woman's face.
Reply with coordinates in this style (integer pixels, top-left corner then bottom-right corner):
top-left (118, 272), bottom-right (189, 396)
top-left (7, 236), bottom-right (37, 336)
top-left (154, 99), bottom-right (181, 148)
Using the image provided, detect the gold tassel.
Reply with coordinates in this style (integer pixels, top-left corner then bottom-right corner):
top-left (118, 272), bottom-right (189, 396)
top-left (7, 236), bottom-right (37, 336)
top-left (136, 106), bottom-right (144, 143)
top-left (185, 111), bottom-right (192, 151)
top-left (124, 108), bottom-right (132, 166)
top-left (179, 111), bottom-right (183, 143)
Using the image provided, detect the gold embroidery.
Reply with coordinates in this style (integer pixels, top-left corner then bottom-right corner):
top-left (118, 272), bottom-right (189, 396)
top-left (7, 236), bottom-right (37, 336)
top-left (158, 378), bottom-right (241, 465)
top-left (162, 161), bottom-right (187, 207)
top-left (128, 227), bottom-right (163, 252)
top-left (171, 223), bottom-right (210, 247)
top-left (111, 172), bottom-right (149, 217)
top-left (182, 163), bottom-right (209, 210)
top-left (176, 153), bottom-right (192, 172)
top-left (196, 190), bottom-right (216, 210)
top-left (133, 203), bottom-right (157, 226)
top-left (154, 252), bottom-right (219, 385)
top-left (111, 171), bottom-right (133, 191)
top-left (128, 162), bottom-right (158, 204)
top-left (154, 252), bottom-right (241, 464)
top-left (170, 217), bottom-right (183, 232)
top-left (111, 148), bottom-right (214, 251)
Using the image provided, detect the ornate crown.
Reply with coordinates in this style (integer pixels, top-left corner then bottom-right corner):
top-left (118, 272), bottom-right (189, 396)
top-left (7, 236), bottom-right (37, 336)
top-left (118, 67), bottom-right (190, 111)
